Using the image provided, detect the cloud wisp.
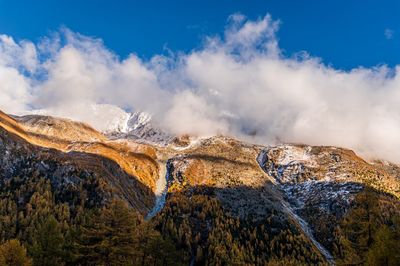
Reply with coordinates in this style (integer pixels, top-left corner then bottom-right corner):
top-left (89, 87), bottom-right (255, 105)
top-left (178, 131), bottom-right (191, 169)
top-left (1, 14), bottom-right (400, 163)
top-left (385, 28), bottom-right (394, 40)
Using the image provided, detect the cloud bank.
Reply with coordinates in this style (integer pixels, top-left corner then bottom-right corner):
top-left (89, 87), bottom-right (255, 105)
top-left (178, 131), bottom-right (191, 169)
top-left (1, 14), bottom-right (400, 163)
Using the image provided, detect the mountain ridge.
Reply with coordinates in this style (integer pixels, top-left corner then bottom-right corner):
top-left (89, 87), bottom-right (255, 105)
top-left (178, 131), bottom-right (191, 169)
top-left (0, 109), bottom-right (399, 265)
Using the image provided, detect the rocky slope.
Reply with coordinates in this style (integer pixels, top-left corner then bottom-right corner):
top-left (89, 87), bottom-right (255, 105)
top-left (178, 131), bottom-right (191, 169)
top-left (165, 138), bottom-right (399, 264)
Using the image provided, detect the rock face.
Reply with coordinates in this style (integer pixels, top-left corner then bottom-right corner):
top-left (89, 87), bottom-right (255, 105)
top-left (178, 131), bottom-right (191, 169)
top-left (261, 145), bottom-right (399, 188)
top-left (256, 144), bottom-right (399, 228)
top-left (256, 144), bottom-right (400, 261)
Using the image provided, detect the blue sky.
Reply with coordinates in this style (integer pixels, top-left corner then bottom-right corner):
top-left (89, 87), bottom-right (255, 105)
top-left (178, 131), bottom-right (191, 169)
top-left (1, 0), bottom-right (400, 162)
top-left (0, 0), bottom-right (399, 69)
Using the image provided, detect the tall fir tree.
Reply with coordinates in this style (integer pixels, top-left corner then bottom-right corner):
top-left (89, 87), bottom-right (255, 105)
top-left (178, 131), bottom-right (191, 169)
top-left (30, 215), bottom-right (65, 266)
top-left (75, 200), bottom-right (141, 266)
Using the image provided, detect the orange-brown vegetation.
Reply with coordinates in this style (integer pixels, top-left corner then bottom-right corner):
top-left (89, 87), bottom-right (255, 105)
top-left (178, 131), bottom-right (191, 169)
top-left (0, 111), bottom-right (159, 191)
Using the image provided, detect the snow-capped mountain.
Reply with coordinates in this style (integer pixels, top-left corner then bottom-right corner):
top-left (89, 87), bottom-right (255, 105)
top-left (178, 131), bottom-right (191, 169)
top-left (106, 111), bottom-right (174, 145)
top-left (18, 103), bottom-right (174, 146)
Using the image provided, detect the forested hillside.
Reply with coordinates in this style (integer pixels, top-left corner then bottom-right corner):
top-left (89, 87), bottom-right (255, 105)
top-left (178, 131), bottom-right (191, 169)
top-left (0, 111), bottom-right (399, 265)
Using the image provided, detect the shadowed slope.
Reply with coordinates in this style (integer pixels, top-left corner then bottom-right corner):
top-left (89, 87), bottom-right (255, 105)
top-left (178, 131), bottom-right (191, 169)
top-left (0, 124), bottom-right (154, 214)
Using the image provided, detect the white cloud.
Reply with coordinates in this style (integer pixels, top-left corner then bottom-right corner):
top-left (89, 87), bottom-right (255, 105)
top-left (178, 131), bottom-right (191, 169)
top-left (1, 14), bottom-right (400, 163)
top-left (385, 28), bottom-right (394, 40)
top-left (0, 34), bottom-right (38, 73)
top-left (0, 65), bottom-right (32, 113)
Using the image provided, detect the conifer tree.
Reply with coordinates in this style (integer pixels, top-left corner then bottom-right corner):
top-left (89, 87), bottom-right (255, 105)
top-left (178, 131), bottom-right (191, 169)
top-left (0, 239), bottom-right (32, 266)
top-left (30, 215), bottom-right (65, 266)
top-left (75, 199), bottom-right (140, 266)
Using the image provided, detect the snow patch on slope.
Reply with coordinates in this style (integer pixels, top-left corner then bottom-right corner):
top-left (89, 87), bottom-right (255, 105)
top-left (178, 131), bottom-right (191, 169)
top-left (108, 111), bottom-right (174, 145)
top-left (170, 136), bottom-right (207, 151)
top-left (257, 148), bottom-right (335, 265)
top-left (283, 181), bottom-right (363, 212)
top-left (274, 145), bottom-right (316, 167)
top-left (146, 161), bottom-right (170, 220)
top-left (128, 112), bottom-right (152, 131)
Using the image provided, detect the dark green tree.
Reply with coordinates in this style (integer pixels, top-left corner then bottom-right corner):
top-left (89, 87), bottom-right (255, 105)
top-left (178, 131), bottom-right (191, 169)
top-left (134, 223), bottom-right (183, 266)
top-left (75, 200), bottom-right (141, 266)
top-left (366, 221), bottom-right (400, 266)
top-left (30, 215), bottom-right (65, 266)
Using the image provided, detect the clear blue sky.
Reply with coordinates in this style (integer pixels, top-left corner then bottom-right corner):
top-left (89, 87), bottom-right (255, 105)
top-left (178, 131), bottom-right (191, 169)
top-left (0, 0), bottom-right (399, 69)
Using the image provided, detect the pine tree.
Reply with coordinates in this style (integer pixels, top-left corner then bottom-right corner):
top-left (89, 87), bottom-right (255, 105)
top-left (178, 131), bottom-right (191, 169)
top-left (341, 188), bottom-right (380, 252)
top-left (75, 199), bottom-right (141, 266)
top-left (366, 223), bottom-right (400, 266)
top-left (134, 222), bottom-right (183, 266)
top-left (30, 215), bottom-right (65, 266)
top-left (0, 239), bottom-right (32, 266)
